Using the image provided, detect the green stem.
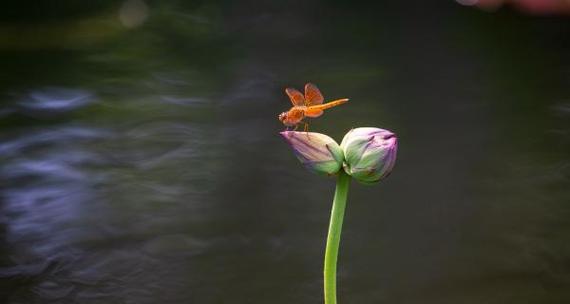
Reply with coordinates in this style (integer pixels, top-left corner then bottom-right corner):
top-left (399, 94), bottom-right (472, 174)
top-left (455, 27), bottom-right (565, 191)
top-left (324, 170), bottom-right (351, 304)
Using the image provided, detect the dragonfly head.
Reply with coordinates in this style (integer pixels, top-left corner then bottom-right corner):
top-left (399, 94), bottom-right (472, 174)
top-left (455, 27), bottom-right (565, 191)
top-left (278, 112), bottom-right (288, 124)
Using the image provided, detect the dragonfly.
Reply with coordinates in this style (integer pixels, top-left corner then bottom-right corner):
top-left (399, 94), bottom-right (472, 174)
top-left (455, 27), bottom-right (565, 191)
top-left (278, 83), bottom-right (349, 131)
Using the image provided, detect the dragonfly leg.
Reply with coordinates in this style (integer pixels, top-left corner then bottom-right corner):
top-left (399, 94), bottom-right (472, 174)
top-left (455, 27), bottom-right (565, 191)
top-left (293, 124), bottom-right (299, 131)
top-left (303, 123), bottom-right (312, 140)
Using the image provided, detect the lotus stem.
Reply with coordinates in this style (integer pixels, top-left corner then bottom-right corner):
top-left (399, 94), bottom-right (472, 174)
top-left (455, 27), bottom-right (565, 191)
top-left (324, 170), bottom-right (351, 304)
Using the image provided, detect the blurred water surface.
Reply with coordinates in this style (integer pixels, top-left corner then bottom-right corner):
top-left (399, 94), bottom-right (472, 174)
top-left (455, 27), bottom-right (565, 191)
top-left (0, 1), bottom-right (569, 303)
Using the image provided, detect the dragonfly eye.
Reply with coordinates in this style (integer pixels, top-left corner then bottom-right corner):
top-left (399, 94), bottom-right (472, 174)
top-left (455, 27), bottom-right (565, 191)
top-left (278, 112), bottom-right (286, 121)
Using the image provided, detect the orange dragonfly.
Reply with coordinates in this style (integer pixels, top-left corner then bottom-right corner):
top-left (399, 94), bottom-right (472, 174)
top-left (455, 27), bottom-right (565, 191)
top-left (278, 83), bottom-right (349, 131)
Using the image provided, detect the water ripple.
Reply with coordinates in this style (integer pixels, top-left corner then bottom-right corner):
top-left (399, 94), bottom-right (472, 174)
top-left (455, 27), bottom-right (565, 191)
top-left (18, 88), bottom-right (94, 114)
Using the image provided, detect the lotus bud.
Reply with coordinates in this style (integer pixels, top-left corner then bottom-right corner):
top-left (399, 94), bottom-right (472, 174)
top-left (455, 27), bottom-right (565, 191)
top-left (340, 127), bottom-right (398, 184)
top-left (280, 131), bottom-right (344, 175)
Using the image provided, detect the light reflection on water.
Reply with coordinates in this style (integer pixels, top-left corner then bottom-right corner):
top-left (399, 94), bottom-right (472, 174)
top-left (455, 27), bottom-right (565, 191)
top-left (0, 1), bottom-right (569, 303)
top-left (19, 88), bottom-right (94, 113)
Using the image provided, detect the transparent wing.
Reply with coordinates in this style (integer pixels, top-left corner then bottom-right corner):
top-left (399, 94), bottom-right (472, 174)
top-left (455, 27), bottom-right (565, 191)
top-left (285, 88), bottom-right (305, 106)
top-left (304, 83), bottom-right (324, 106)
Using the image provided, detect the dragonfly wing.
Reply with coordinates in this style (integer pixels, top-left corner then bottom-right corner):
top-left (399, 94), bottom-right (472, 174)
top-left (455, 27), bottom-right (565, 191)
top-left (304, 83), bottom-right (324, 105)
top-left (285, 88), bottom-right (305, 106)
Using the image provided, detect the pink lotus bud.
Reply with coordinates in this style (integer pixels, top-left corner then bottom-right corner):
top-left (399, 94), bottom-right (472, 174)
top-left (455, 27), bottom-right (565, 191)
top-left (340, 127), bottom-right (398, 184)
top-left (280, 131), bottom-right (344, 175)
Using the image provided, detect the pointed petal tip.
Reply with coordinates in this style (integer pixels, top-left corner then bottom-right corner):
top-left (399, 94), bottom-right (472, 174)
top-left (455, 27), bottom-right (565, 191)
top-left (279, 130), bottom-right (325, 136)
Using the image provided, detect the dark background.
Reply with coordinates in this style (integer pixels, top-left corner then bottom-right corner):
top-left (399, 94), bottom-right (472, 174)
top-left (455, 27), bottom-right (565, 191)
top-left (0, 1), bottom-right (569, 303)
